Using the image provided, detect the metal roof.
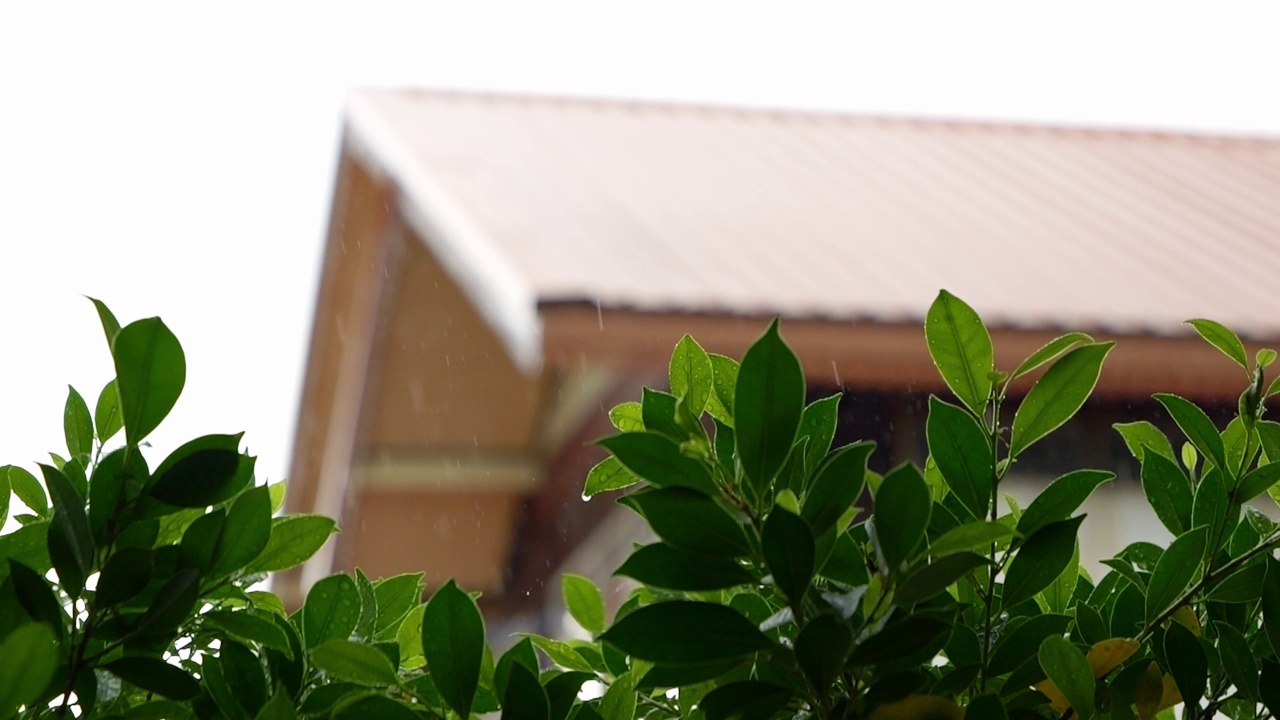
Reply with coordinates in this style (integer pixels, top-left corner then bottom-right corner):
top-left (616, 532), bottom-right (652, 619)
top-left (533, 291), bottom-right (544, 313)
top-left (345, 89), bottom-right (1280, 368)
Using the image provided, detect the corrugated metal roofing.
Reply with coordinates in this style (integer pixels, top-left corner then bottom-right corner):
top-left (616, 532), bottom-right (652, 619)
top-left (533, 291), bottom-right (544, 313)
top-left (344, 88), bottom-right (1280, 365)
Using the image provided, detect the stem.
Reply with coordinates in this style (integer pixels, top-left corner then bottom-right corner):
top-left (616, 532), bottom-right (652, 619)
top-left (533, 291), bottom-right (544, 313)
top-left (978, 392), bottom-right (1005, 693)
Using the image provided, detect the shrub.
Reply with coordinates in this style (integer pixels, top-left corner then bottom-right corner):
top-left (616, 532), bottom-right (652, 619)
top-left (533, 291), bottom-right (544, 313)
top-left (2, 291), bottom-right (1279, 719)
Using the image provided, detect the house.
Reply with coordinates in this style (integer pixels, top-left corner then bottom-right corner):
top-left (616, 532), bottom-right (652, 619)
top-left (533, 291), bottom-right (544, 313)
top-left (281, 89), bottom-right (1280, 632)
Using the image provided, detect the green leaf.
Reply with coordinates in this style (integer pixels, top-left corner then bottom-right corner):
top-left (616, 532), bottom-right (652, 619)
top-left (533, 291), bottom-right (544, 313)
top-left (1010, 332), bottom-right (1094, 382)
top-left (966, 694), bottom-right (1007, 720)
top-left (96, 547), bottom-right (153, 606)
top-left (544, 671), bottom-right (591, 720)
top-left (244, 515), bottom-right (338, 574)
top-left (88, 448), bottom-right (146, 547)
top-left (371, 573), bottom-right (424, 637)
top-left (1155, 393), bottom-right (1228, 474)
top-left (94, 379), bottom-right (124, 445)
top-left (762, 508), bottom-right (815, 607)
top-left (1187, 318), bottom-right (1249, 370)
top-left (872, 463), bottom-right (931, 572)
top-left (1191, 468), bottom-right (1232, 548)
top-left (87, 296), bottom-right (122, 351)
top-left (0, 523), bottom-right (51, 580)
top-left (795, 613), bottom-right (852, 691)
top-left (735, 319), bottom-right (805, 494)
top-left (926, 397), bottom-right (992, 519)
top-left (562, 574), bottom-right (605, 636)
top-left (895, 552), bottom-right (990, 606)
top-left (849, 615), bottom-right (950, 665)
top-left (7, 560), bottom-right (64, 638)
top-left (104, 657), bottom-right (200, 700)
top-left (113, 317), bottom-right (186, 446)
top-left (1237, 462), bottom-right (1280, 504)
top-left (501, 662), bottom-right (550, 720)
top-left (640, 388), bottom-right (683, 439)
top-left (1017, 470), bottom-right (1114, 537)
top-left (925, 290), bottom-right (994, 416)
top-left (311, 639), bottom-right (399, 686)
top-left (669, 334), bottom-right (713, 415)
top-left (615, 542), bottom-right (754, 591)
top-left (1113, 421), bottom-right (1176, 462)
top-left (1038, 540), bottom-right (1079, 614)
top-left (797, 395), bottom-right (841, 480)
top-left (1263, 557), bottom-right (1280, 656)
top-left (929, 521), bottom-right (1013, 556)
top-left (988, 613), bottom-right (1072, 675)
top-left (201, 610), bottom-right (293, 657)
top-left (135, 567), bottom-right (200, 639)
top-left (1, 466), bottom-right (46, 516)
top-left (699, 681), bottom-right (793, 720)
top-left (1010, 343), bottom-right (1114, 458)
top-left (64, 386), bottom-right (94, 463)
top-left (706, 353), bottom-right (739, 427)
top-left (41, 463), bottom-right (93, 598)
top-left (607, 402), bottom-right (644, 433)
top-left (597, 432), bottom-right (716, 496)
top-left (494, 637), bottom-right (538, 699)
top-left (597, 670), bottom-right (635, 720)
top-left (304, 574), bottom-right (361, 649)
top-left (582, 457), bottom-right (638, 497)
top-left (1038, 637), bottom-right (1094, 719)
top-left (522, 634), bottom-right (595, 673)
top-left (1144, 526), bottom-right (1207, 624)
top-left (1163, 620), bottom-right (1207, 709)
top-left (1002, 515), bottom-right (1086, 610)
top-left (0, 623), bottom-right (56, 715)
top-left (1215, 621), bottom-right (1259, 702)
top-left (801, 441), bottom-right (873, 535)
top-left (619, 487), bottom-right (749, 557)
top-left (255, 690), bottom-right (298, 720)
top-left (149, 434), bottom-right (248, 508)
top-left (212, 484), bottom-right (272, 579)
top-left (422, 579), bottom-right (485, 719)
top-left (1140, 451), bottom-right (1193, 536)
top-left (599, 601), bottom-right (772, 663)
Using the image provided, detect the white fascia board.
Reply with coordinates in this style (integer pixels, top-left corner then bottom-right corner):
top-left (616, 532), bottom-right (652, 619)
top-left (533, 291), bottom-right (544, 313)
top-left (342, 91), bottom-right (543, 374)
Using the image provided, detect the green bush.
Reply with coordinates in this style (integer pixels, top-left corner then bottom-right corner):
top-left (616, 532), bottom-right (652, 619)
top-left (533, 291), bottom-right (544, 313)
top-left (2, 292), bottom-right (1280, 719)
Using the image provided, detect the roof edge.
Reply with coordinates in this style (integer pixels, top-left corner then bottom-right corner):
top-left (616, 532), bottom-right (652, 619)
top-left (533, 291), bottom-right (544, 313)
top-left (343, 90), bottom-right (543, 374)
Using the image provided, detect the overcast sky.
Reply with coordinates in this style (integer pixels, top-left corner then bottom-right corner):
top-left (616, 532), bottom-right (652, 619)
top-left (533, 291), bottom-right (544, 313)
top-left (1, 0), bottom-right (1278, 486)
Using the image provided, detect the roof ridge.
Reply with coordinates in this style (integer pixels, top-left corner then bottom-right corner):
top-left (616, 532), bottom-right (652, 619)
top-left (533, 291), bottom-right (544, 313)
top-left (364, 86), bottom-right (1280, 146)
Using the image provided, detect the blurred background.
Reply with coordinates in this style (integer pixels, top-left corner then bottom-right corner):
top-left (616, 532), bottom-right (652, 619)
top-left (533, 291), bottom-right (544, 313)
top-left (2, 0), bottom-right (1279, 640)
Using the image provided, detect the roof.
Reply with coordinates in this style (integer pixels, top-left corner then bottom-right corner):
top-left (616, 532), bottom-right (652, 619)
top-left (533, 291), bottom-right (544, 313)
top-left (345, 88), bottom-right (1280, 372)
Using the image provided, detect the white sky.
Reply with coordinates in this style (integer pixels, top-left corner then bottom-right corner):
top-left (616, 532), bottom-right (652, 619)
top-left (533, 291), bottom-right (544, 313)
top-left (1, 0), bottom-right (1278, 486)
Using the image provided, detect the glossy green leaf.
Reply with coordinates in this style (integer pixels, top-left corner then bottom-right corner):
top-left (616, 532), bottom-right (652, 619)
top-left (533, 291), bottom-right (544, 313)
top-left (0, 522), bottom-right (51, 580)
top-left (872, 463), bottom-right (931, 572)
top-left (1215, 621), bottom-right (1259, 701)
top-left (0, 472), bottom-right (7, 530)
top-left (1264, 661), bottom-right (1280, 718)
top-left (615, 542), bottom-right (754, 591)
top-left (1155, 393), bottom-right (1227, 474)
top-left (988, 613), bottom-right (1072, 675)
top-left (1264, 557), bottom-right (1280, 655)
top-left (149, 434), bottom-right (247, 508)
top-left (1237, 462), bottom-right (1280, 504)
top-left (304, 574), bottom-right (361, 649)
top-left (705, 353), bottom-right (739, 426)
top-left (135, 567), bottom-right (200, 638)
top-left (1039, 541), bottom-right (1078, 614)
top-left (88, 448), bottom-right (145, 546)
top-left (795, 613), bottom-right (852, 691)
top-left (244, 515), bottom-right (338, 574)
top-left (929, 521), bottom-right (1013, 557)
top-left (762, 508), bottom-right (815, 607)
top-left (607, 402), bottom-right (644, 432)
top-left (501, 662), bottom-right (550, 720)
top-left (925, 290), bottom-right (993, 416)
top-left (1017, 470), bottom-right (1113, 537)
top-left (1191, 468), bottom-right (1232, 547)
top-left (372, 572), bottom-right (424, 636)
top-left (1010, 332), bottom-right (1095, 383)
top-left (1113, 421), bottom-right (1176, 462)
top-left (849, 615), bottom-right (950, 665)
top-left (1002, 515), bottom-right (1086, 610)
top-left (620, 488), bottom-right (749, 557)
top-left (332, 696), bottom-right (418, 720)
top-left (0, 623), bottom-right (56, 715)
top-left (640, 388), bottom-right (682, 439)
top-left (1163, 620), bottom-right (1207, 709)
top-left (113, 317), bottom-right (185, 445)
top-left (926, 396), bottom-right (992, 519)
top-left (87, 296), bottom-right (122, 350)
top-left (797, 394), bottom-right (841, 479)
top-left (1010, 343), bottom-right (1113, 458)
top-left (1140, 451), bottom-right (1192, 536)
top-left (7, 559), bottom-right (64, 638)
top-left (582, 457), bottom-right (638, 497)
top-left (1074, 603), bottom-right (1108, 646)
top-left (312, 639), bottom-right (399, 686)
top-left (735, 319), bottom-right (805, 494)
top-left (895, 552), bottom-right (990, 606)
top-left (1038, 637), bottom-right (1094, 719)
top-left (212, 484), bottom-right (272, 579)
top-left (1, 466), bottom-right (45, 516)
top-left (669, 334), bottom-right (713, 415)
top-left (104, 657), bottom-right (200, 700)
top-left (202, 609), bottom-right (293, 657)
top-left (598, 670), bottom-right (635, 720)
top-left (699, 681), bottom-right (793, 720)
top-left (96, 546), bottom-right (153, 606)
top-left (493, 637), bottom-right (538, 699)
top-left (801, 440), bottom-right (873, 534)
top-left (597, 432), bottom-right (716, 496)
top-left (94, 379), bottom-right (123, 444)
top-left (600, 601), bottom-right (772, 663)
top-left (41, 463), bottom-right (93, 598)
top-left (255, 690), bottom-right (298, 720)
top-left (64, 385), bottom-right (94, 462)
top-left (218, 641), bottom-right (269, 715)
top-left (1187, 318), bottom-right (1249, 369)
top-left (562, 574), bottom-right (605, 636)
top-left (422, 579), bottom-right (485, 719)
top-left (1144, 526), bottom-right (1207, 624)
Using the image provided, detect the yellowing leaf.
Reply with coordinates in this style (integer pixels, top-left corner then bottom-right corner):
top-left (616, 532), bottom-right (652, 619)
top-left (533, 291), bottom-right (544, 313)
top-left (1135, 662), bottom-right (1182, 720)
top-left (1086, 638), bottom-right (1140, 678)
top-left (1034, 679), bottom-right (1070, 713)
top-left (868, 695), bottom-right (964, 720)
top-left (1171, 606), bottom-right (1201, 636)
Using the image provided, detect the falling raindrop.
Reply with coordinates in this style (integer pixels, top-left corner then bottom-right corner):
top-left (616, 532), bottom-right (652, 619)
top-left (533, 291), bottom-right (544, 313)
top-left (595, 299), bottom-right (604, 331)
